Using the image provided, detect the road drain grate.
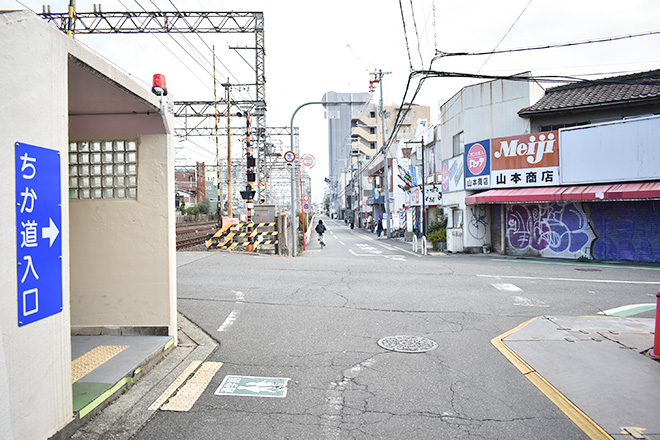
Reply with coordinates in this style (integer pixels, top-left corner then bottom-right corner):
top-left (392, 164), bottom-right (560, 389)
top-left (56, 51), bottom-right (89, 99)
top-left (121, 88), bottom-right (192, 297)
top-left (377, 336), bottom-right (438, 353)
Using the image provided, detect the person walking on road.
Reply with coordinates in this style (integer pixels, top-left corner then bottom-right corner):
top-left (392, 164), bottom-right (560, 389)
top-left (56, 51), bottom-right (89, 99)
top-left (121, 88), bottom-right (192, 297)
top-left (315, 219), bottom-right (327, 248)
top-left (376, 217), bottom-right (383, 238)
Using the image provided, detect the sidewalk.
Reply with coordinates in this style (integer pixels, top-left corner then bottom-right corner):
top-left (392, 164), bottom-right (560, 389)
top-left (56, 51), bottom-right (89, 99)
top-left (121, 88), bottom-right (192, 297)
top-left (60, 314), bottom-right (217, 440)
top-left (492, 315), bottom-right (660, 440)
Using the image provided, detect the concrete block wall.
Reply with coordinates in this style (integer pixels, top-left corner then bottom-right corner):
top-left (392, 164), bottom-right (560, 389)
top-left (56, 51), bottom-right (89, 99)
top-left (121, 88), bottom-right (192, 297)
top-left (0, 11), bottom-right (73, 439)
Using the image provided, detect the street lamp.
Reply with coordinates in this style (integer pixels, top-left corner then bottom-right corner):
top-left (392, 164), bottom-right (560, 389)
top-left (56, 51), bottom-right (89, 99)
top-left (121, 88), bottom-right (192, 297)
top-left (289, 98), bottom-right (369, 256)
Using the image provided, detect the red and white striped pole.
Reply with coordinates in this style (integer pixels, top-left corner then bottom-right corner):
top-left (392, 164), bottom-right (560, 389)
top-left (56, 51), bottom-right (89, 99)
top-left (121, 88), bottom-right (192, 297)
top-left (651, 290), bottom-right (660, 360)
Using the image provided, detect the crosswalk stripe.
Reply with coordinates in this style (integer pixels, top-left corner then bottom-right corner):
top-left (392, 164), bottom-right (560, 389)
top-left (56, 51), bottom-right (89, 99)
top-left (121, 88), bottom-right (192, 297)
top-left (491, 283), bottom-right (522, 292)
top-left (598, 303), bottom-right (656, 317)
top-left (148, 360), bottom-right (202, 411)
top-left (161, 362), bottom-right (223, 412)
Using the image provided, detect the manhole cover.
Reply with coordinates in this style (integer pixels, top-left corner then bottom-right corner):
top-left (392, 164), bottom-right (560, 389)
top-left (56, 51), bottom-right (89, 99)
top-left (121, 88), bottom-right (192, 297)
top-left (575, 268), bottom-right (602, 272)
top-left (377, 336), bottom-right (438, 353)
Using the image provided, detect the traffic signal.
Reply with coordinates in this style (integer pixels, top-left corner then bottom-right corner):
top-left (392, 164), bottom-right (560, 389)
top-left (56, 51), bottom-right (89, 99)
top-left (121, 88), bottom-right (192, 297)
top-left (240, 185), bottom-right (255, 200)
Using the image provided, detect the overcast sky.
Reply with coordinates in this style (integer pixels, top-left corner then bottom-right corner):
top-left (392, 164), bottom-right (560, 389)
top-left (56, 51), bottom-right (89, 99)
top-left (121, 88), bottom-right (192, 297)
top-left (4, 0), bottom-right (660, 202)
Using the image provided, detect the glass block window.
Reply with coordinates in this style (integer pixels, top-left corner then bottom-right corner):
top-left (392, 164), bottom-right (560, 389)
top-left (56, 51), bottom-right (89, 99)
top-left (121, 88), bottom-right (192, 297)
top-left (69, 140), bottom-right (137, 199)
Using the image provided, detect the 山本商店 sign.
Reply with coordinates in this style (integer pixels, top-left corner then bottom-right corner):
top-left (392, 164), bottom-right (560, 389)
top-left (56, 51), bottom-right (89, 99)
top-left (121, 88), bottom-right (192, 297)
top-left (490, 130), bottom-right (559, 188)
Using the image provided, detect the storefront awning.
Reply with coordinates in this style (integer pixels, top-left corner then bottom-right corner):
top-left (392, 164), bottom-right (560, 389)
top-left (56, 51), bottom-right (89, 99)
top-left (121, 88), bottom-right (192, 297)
top-left (465, 182), bottom-right (660, 204)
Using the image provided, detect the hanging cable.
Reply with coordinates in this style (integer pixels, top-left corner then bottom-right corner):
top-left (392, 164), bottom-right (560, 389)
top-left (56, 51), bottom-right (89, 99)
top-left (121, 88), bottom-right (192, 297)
top-left (408, 0), bottom-right (424, 67)
top-left (398, 0), bottom-right (414, 71)
top-left (474, 0), bottom-right (534, 76)
top-left (432, 29), bottom-right (660, 64)
top-left (432, 0), bottom-right (438, 55)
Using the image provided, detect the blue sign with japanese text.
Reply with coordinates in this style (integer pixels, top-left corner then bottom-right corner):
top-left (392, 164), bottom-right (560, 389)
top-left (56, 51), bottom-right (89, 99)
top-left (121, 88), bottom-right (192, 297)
top-left (15, 142), bottom-right (63, 327)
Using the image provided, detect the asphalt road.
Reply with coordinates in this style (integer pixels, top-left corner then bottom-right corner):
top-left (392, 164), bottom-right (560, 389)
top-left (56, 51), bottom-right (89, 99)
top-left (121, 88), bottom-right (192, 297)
top-left (134, 217), bottom-right (659, 439)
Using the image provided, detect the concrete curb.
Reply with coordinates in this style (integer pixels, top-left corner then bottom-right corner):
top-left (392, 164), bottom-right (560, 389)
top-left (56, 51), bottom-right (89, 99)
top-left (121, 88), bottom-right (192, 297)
top-left (68, 314), bottom-right (218, 440)
top-left (491, 317), bottom-right (614, 440)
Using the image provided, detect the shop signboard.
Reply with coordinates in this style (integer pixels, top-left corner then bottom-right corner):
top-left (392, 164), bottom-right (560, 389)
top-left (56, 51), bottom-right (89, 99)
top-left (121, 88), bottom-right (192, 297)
top-left (560, 116), bottom-right (660, 185)
top-left (464, 139), bottom-right (491, 190)
top-left (441, 155), bottom-right (464, 193)
top-left (490, 130), bottom-right (559, 188)
top-left (424, 184), bottom-right (442, 205)
top-left (410, 184), bottom-right (442, 207)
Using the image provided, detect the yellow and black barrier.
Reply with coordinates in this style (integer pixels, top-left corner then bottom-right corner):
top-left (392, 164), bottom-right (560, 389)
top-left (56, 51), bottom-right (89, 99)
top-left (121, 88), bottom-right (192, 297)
top-left (206, 222), bottom-right (278, 252)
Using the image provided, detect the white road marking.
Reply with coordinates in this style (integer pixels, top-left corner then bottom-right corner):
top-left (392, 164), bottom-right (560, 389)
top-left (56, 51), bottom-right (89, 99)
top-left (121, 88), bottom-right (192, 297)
top-left (232, 290), bottom-right (245, 302)
top-left (477, 274), bottom-right (660, 285)
top-left (395, 247), bottom-right (422, 257)
top-left (149, 361), bottom-right (202, 411)
top-left (491, 283), bottom-right (523, 292)
top-left (338, 240), bottom-right (345, 245)
top-left (493, 258), bottom-right (660, 272)
top-left (386, 256), bottom-right (406, 261)
top-left (356, 244), bottom-right (383, 254)
top-left (348, 249), bottom-right (406, 261)
top-left (598, 303), bottom-right (656, 317)
top-left (161, 362), bottom-right (223, 412)
top-left (513, 295), bottom-right (549, 307)
top-left (218, 310), bottom-right (239, 332)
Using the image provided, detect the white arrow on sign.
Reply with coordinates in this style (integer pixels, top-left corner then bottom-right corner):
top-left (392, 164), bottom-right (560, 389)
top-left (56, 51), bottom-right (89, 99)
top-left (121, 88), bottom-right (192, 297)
top-left (42, 217), bottom-right (59, 247)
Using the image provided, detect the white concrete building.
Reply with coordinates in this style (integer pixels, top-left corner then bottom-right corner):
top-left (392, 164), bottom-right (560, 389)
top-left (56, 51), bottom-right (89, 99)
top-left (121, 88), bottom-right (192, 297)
top-left (436, 74), bottom-right (545, 252)
top-left (1, 11), bottom-right (176, 439)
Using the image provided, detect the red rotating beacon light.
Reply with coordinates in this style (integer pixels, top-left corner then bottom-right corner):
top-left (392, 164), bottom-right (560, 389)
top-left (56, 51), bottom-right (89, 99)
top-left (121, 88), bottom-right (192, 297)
top-left (152, 74), bottom-right (168, 96)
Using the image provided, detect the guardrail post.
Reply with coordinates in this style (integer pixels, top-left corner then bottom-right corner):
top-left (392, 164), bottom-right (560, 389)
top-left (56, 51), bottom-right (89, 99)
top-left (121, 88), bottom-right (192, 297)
top-left (412, 235), bottom-right (417, 253)
top-left (421, 236), bottom-right (427, 256)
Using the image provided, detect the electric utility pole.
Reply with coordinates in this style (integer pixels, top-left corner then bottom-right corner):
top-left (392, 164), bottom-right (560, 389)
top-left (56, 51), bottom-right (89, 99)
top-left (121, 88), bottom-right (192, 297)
top-left (371, 70), bottom-right (392, 238)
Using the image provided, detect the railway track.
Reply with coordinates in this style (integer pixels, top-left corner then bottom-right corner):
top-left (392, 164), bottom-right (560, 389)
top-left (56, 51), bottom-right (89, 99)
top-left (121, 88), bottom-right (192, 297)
top-left (176, 220), bottom-right (218, 250)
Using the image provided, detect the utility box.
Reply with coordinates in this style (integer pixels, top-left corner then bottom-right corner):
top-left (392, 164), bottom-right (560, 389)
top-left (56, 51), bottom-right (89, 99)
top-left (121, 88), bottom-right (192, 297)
top-left (447, 228), bottom-right (465, 253)
top-left (253, 204), bottom-right (276, 223)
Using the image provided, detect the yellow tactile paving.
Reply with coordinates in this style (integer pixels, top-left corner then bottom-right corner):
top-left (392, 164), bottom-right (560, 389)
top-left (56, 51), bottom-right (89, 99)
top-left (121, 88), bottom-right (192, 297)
top-left (161, 361), bottom-right (223, 412)
top-left (71, 345), bottom-right (129, 383)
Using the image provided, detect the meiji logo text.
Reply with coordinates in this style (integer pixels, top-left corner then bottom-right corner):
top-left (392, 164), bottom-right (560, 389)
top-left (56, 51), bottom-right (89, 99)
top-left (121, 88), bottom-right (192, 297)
top-left (494, 132), bottom-right (556, 165)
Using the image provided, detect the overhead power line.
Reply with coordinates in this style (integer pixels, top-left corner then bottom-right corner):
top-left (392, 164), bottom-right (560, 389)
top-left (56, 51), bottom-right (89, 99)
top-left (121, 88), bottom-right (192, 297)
top-left (432, 29), bottom-right (660, 63)
top-left (473, 0), bottom-right (533, 76)
top-left (411, 70), bottom-right (587, 84)
top-left (398, 0), bottom-right (413, 70)
top-left (408, 0), bottom-right (424, 67)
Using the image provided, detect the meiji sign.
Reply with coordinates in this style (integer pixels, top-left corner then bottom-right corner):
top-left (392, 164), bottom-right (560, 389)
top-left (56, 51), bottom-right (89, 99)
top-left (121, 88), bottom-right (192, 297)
top-left (492, 131), bottom-right (558, 170)
top-left (490, 130), bottom-right (560, 188)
